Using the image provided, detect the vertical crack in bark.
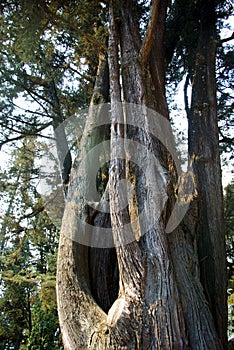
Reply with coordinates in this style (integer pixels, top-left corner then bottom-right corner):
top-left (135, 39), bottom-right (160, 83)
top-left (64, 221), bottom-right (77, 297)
top-left (86, 50), bottom-right (120, 315)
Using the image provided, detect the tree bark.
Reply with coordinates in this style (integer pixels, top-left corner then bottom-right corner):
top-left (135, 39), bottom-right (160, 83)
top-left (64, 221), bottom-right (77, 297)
top-left (56, 1), bottom-right (226, 349)
top-left (187, 1), bottom-right (227, 347)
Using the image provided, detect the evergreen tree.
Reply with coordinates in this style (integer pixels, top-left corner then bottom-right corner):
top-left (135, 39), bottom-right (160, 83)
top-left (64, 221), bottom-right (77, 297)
top-left (0, 140), bottom-right (63, 349)
top-left (0, 0), bottom-right (233, 349)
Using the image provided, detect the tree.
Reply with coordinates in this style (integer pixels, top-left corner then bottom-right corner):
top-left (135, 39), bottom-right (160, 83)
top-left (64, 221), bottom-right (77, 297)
top-left (225, 181), bottom-right (234, 287)
top-left (176, 0), bottom-right (227, 343)
top-left (0, 0), bottom-right (232, 349)
top-left (56, 1), bottom-right (228, 349)
top-left (225, 182), bottom-right (234, 342)
top-left (0, 140), bottom-right (63, 349)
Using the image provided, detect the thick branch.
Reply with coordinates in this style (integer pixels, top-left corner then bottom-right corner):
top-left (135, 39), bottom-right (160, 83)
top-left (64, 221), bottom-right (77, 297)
top-left (139, 0), bottom-right (161, 66)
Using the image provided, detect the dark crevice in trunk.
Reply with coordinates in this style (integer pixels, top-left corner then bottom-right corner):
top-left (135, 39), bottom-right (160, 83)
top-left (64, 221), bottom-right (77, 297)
top-left (87, 159), bottom-right (119, 314)
top-left (85, 50), bottom-right (118, 314)
top-left (89, 247), bottom-right (119, 313)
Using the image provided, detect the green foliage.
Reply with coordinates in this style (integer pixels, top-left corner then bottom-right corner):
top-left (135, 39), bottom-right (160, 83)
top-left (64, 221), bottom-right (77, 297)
top-left (165, 0), bottom-right (234, 163)
top-left (0, 280), bottom-right (30, 349)
top-left (27, 287), bottom-right (62, 350)
top-left (0, 139), bottom-right (62, 349)
top-left (0, 0), bottom-right (107, 149)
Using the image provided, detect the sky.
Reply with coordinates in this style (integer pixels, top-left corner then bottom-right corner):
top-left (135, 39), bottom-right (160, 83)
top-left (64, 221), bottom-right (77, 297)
top-left (171, 78), bottom-right (233, 189)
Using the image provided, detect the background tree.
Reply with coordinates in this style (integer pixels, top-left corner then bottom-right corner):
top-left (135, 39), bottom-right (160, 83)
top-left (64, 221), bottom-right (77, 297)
top-left (0, 140), bottom-right (63, 349)
top-left (225, 182), bottom-right (234, 341)
top-left (225, 181), bottom-right (234, 289)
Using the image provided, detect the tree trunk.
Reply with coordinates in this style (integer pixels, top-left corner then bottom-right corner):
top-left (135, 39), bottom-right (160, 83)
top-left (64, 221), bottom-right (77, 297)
top-left (187, 1), bottom-right (227, 347)
top-left (56, 1), bottom-right (226, 349)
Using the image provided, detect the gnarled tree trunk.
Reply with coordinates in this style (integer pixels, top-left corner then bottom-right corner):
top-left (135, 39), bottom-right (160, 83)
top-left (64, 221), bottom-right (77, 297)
top-left (56, 1), bottom-right (226, 349)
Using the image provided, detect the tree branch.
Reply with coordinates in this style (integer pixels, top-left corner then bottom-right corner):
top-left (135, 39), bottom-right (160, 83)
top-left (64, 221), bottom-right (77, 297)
top-left (218, 32), bottom-right (234, 45)
top-left (0, 122), bottom-right (53, 148)
top-left (184, 73), bottom-right (191, 115)
top-left (218, 127), bottom-right (234, 145)
top-left (41, 3), bottom-right (107, 53)
top-left (9, 103), bottom-right (51, 120)
top-left (139, 0), bottom-right (161, 66)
